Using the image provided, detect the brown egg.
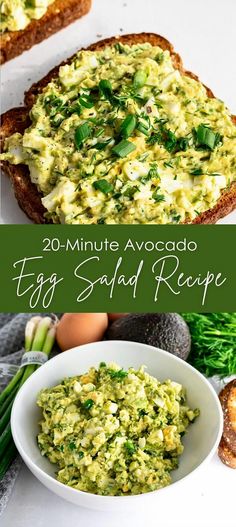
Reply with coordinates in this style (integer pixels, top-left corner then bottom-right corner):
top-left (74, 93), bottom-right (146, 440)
top-left (56, 313), bottom-right (108, 351)
top-left (108, 313), bottom-right (128, 323)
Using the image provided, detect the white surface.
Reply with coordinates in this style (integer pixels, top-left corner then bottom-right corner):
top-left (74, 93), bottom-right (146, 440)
top-left (2, 458), bottom-right (235, 527)
top-left (1, 0), bottom-right (236, 224)
top-left (11, 341), bottom-right (223, 511)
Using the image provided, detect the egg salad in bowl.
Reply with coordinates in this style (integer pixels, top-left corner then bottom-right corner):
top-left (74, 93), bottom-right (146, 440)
top-left (37, 362), bottom-right (199, 496)
top-left (2, 42), bottom-right (236, 224)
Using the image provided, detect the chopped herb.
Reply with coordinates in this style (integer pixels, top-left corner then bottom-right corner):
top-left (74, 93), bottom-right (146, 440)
top-left (155, 52), bottom-right (164, 64)
top-left (152, 190), bottom-right (165, 202)
top-left (50, 114), bottom-right (65, 128)
top-left (164, 161), bottom-right (173, 168)
top-left (112, 139), bottom-right (136, 158)
top-left (116, 202), bottom-right (123, 212)
top-left (114, 42), bottom-right (125, 53)
top-left (176, 137), bottom-right (189, 152)
top-left (99, 79), bottom-right (113, 100)
top-left (163, 129), bottom-right (178, 152)
top-left (139, 409), bottom-right (147, 416)
top-left (97, 218), bottom-right (105, 224)
top-left (133, 70), bottom-right (147, 89)
top-left (94, 139), bottom-right (112, 150)
top-left (194, 124), bottom-right (222, 150)
top-left (95, 127), bottom-right (105, 138)
top-left (108, 369), bottom-right (128, 379)
top-left (74, 123), bottom-right (91, 148)
top-left (78, 451), bottom-right (84, 459)
top-left (137, 121), bottom-right (150, 136)
top-left (123, 186), bottom-right (139, 199)
top-left (141, 163), bottom-right (159, 184)
top-left (79, 94), bottom-right (94, 108)
top-left (124, 440), bottom-right (136, 454)
top-left (68, 442), bottom-right (76, 451)
top-left (172, 214), bottom-right (181, 222)
top-left (93, 179), bottom-right (114, 194)
top-left (82, 399), bottom-right (94, 410)
top-left (190, 168), bottom-right (203, 176)
top-left (99, 362), bottom-right (107, 368)
top-left (120, 114), bottom-right (137, 138)
top-left (113, 192), bottom-right (122, 199)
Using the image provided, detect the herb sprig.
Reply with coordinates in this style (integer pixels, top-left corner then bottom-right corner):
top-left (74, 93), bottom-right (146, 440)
top-left (181, 313), bottom-right (236, 377)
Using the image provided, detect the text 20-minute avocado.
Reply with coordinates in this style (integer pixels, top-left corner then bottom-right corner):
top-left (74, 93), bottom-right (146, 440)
top-left (2, 43), bottom-right (236, 224)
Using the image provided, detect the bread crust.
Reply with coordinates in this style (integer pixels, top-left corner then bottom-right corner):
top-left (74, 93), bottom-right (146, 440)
top-left (0, 0), bottom-right (91, 64)
top-left (219, 380), bottom-right (236, 456)
top-left (218, 437), bottom-right (236, 469)
top-left (1, 32), bottom-right (236, 224)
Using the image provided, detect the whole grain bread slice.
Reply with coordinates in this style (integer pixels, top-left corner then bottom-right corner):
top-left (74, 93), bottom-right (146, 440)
top-left (0, 0), bottom-right (91, 64)
top-left (1, 33), bottom-right (236, 224)
top-left (219, 379), bottom-right (236, 456)
top-left (218, 437), bottom-right (236, 469)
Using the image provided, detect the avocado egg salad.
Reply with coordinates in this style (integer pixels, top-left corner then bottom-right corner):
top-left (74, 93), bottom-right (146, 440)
top-left (37, 363), bottom-right (199, 496)
top-left (0, 0), bottom-right (54, 32)
top-left (2, 42), bottom-right (236, 224)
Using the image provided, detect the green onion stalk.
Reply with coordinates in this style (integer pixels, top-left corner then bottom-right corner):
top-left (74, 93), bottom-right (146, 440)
top-left (0, 316), bottom-right (57, 480)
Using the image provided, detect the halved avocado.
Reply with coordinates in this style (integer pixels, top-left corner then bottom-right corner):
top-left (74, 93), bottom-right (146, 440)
top-left (106, 313), bottom-right (191, 360)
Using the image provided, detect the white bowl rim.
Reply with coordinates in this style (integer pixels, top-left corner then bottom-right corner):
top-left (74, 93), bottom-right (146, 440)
top-left (11, 340), bottom-right (223, 502)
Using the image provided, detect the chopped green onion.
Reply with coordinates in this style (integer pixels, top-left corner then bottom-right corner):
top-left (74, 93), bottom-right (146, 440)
top-left (108, 369), bottom-right (128, 379)
top-left (176, 137), bottom-right (189, 152)
top-left (120, 114), bottom-right (137, 138)
top-left (68, 442), bottom-right (76, 451)
top-left (133, 70), bottom-right (147, 89)
top-left (112, 139), bottom-right (136, 158)
top-left (74, 123), bottom-right (91, 148)
top-left (99, 79), bottom-right (113, 99)
top-left (195, 124), bottom-right (222, 150)
top-left (93, 179), bottom-right (114, 194)
top-left (124, 440), bottom-right (136, 454)
top-left (0, 316), bottom-right (56, 481)
top-left (172, 214), bottom-right (181, 222)
top-left (190, 168), bottom-right (203, 176)
top-left (99, 362), bottom-right (107, 368)
top-left (137, 121), bottom-right (149, 136)
top-left (94, 139), bottom-right (112, 150)
top-left (82, 399), bottom-right (94, 410)
top-left (123, 186), bottom-right (139, 199)
top-left (79, 94), bottom-right (94, 109)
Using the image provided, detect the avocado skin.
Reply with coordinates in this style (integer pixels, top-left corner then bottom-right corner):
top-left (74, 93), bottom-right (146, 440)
top-left (106, 313), bottom-right (191, 360)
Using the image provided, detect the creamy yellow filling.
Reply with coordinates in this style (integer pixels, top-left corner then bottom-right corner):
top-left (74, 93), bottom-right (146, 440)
top-left (1, 42), bottom-right (236, 224)
top-left (37, 363), bottom-right (199, 496)
top-left (0, 0), bottom-right (54, 32)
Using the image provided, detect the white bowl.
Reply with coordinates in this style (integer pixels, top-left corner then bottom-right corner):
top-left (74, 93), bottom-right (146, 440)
top-left (11, 341), bottom-right (223, 511)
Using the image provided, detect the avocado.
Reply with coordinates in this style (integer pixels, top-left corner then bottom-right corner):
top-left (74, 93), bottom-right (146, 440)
top-left (106, 313), bottom-right (191, 360)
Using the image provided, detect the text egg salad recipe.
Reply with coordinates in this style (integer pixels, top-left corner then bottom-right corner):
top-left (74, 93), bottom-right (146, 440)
top-left (2, 42), bottom-right (236, 224)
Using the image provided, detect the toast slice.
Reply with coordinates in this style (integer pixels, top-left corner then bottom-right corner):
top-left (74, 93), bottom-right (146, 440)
top-left (218, 437), bottom-right (236, 469)
top-left (1, 33), bottom-right (236, 224)
top-left (0, 0), bottom-right (91, 64)
top-left (219, 379), bottom-right (236, 456)
top-left (218, 379), bottom-right (236, 469)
